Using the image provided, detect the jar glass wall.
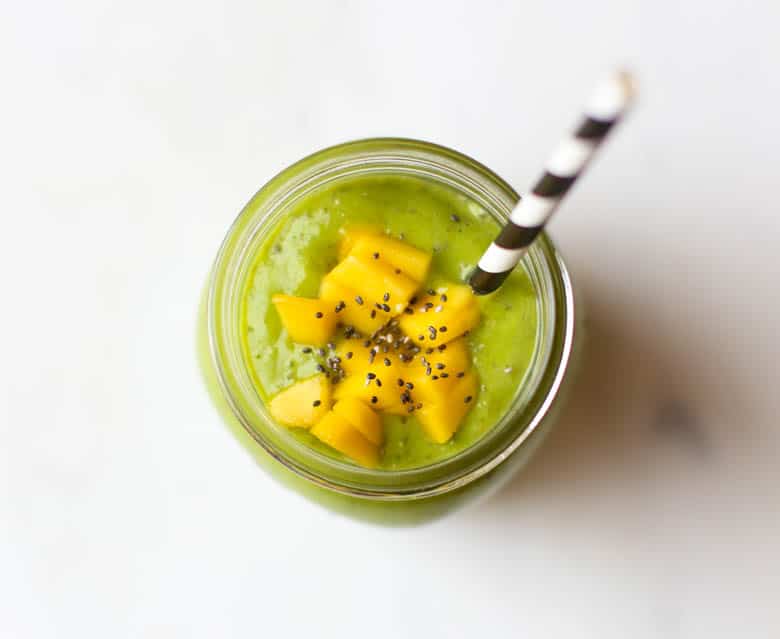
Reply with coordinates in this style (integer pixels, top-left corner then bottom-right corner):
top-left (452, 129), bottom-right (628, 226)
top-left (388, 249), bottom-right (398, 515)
top-left (198, 138), bottom-right (575, 523)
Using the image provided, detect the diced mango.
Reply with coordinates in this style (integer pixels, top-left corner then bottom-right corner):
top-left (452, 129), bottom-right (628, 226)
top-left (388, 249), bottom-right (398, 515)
top-left (423, 337), bottom-right (471, 375)
top-left (399, 283), bottom-right (480, 347)
top-left (311, 411), bottom-right (379, 468)
top-left (268, 374), bottom-right (330, 428)
top-left (272, 294), bottom-right (338, 345)
top-left (348, 235), bottom-right (432, 283)
top-left (328, 255), bottom-right (419, 315)
top-left (403, 341), bottom-right (469, 407)
top-left (415, 370), bottom-right (478, 443)
top-left (319, 273), bottom-right (391, 335)
top-left (332, 397), bottom-right (383, 445)
top-left (333, 374), bottom-right (406, 416)
top-left (338, 225), bottom-right (383, 261)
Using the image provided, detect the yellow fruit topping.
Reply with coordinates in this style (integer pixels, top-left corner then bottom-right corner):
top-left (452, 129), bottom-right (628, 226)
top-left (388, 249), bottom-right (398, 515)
top-left (271, 294), bottom-right (338, 346)
top-left (348, 235), bottom-right (432, 283)
top-left (399, 284), bottom-right (480, 347)
top-left (311, 411), bottom-right (379, 468)
top-left (319, 273), bottom-right (391, 335)
top-left (268, 374), bottom-right (330, 428)
top-left (337, 225), bottom-right (384, 260)
top-left (332, 397), bottom-right (383, 445)
top-left (269, 230), bottom-right (482, 459)
top-left (414, 370), bottom-right (478, 443)
top-left (327, 254), bottom-right (419, 315)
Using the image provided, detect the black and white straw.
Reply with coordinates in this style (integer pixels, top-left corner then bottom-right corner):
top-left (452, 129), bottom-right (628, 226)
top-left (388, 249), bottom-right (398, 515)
top-left (469, 71), bottom-right (635, 295)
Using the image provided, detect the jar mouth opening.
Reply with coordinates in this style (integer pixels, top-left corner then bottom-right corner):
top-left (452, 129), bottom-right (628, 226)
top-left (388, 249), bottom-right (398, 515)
top-left (207, 138), bottom-right (575, 500)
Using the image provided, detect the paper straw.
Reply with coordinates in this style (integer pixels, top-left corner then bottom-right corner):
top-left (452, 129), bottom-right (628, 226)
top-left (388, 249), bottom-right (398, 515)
top-left (469, 70), bottom-right (636, 295)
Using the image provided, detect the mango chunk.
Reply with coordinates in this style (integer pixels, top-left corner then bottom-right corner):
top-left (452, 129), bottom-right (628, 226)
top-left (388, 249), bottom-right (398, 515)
top-left (333, 397), bottom-right (383, 445)
top-left (311, 411), bottom-right (379, 468)
top-left (319, 273), bottom-right (391, 335)
top-left (333, 373), bottom-right (406, 416)
top-left (272, 294), bottom-right (338, 346)
top-left (422, 337), bottom-right (471, 375)
top-left (348, 235), bottom-right (432, 283)
top-left (338, 225), bottom-right (383, 261)
top-left (415, 370), bottom-right (478, 443)
top-left (268, 374), bottom-right (330, 428)
top-left (328, 255), bottom-right (419, 316)
top-left (399, 284), bottom-right (480, 347)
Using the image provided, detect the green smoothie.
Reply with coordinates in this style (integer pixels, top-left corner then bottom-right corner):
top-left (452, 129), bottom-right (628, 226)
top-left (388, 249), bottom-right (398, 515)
top-left (242, 174), bottom-right (538, 470)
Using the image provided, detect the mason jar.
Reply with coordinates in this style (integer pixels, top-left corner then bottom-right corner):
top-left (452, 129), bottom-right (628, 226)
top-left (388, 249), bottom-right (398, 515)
top-left (197, 138), bottom-right (576, 525)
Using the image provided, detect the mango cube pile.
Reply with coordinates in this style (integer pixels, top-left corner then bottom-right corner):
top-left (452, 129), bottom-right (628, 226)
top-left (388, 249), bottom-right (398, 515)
top-left (269, 228), bottom-right (481, 466)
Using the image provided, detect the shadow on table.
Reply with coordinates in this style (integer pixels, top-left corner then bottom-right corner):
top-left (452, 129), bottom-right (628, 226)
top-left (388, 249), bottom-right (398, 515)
top-left (478, 274), bottom-right (740, 515)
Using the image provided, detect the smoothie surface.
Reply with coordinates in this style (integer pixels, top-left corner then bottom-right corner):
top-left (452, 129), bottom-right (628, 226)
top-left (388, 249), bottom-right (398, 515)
top-left (243, 174), bottom-right (538, 470)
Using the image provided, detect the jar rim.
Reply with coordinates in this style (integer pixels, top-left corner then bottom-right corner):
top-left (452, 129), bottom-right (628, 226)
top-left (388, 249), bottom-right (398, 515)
top-left (207, 138), bottom-right (575, 500)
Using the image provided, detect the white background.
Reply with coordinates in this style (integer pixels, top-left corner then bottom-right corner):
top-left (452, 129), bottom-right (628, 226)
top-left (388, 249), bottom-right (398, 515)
top-left (2, 1), bottom-right (779, 637)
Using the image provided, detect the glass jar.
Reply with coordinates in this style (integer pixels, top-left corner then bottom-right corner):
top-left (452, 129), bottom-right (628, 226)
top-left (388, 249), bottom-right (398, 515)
top-left (197, 138), bottom-right (576, 525)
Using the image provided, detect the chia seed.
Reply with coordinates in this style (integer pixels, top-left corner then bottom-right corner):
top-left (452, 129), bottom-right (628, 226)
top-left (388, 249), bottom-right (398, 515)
top-left (464, 395), bottom-right (472, 403)
top-left (315, 312), bottom-right (323, 318)
top-left (355, 296), bottom-right (364, 305)
top-left (383, 292), bottom-right (390, 302)
top-left (312, 400), bottom-right (321, 407)
top-left (450, 214), bottom-right (460, 223)
top-left (372, 252), bottom-right (380, 259)
top-left (371, 396), bottom-right (378, 404)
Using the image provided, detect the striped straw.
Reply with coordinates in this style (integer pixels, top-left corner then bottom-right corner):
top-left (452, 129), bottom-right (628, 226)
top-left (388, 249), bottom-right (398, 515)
top-left (469, 70), bottom-right (635, 295)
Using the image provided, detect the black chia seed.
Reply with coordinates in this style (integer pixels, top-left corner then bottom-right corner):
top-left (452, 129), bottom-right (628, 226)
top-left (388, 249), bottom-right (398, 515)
top-left (355, 295), bottom-right (364, 305)
top-left (383, 292), bottom-right (390, 302)
top-left (464, 395), bottom-right (473, 403)
top-left (315, 311), bottom-right (323, 318)
top-left (371, 396), bottom-right (378, 404)
top-left (312, 400), bottom-right (321, 407)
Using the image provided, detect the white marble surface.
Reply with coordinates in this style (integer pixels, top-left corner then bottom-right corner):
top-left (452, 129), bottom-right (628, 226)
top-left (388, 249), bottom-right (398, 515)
top-left (2, 1), bottom-right (779, 637)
